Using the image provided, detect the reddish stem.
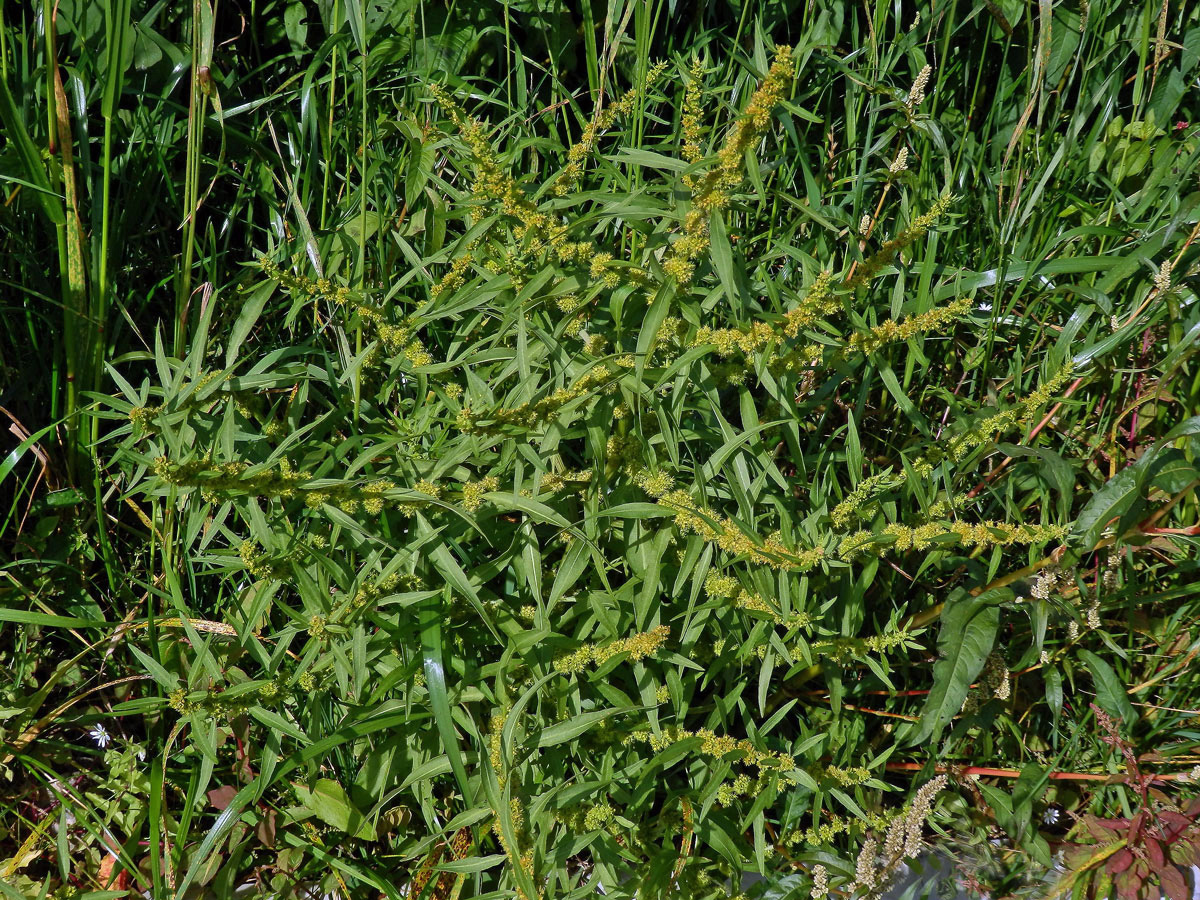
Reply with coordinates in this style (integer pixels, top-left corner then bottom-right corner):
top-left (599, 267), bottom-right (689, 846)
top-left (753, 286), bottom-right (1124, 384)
top-left (885, 761), bottom-right (1194, 784)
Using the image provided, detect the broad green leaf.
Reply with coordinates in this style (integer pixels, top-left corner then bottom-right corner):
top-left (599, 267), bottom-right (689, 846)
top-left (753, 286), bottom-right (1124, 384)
top-left (907, 589), bottom-right (1008, 746)
top-left (1078, 649), bottom-right (1138, 728)
top-left (296, 778), bottom-right (376, 840)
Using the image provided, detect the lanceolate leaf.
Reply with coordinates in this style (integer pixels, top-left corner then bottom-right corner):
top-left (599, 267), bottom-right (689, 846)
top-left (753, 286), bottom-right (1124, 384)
top-left (1079, 649), bottom-right (1138, 728)
top-left (1073, 417), bottom-right (1200, 549)
top-left (907, 589), bottom-right (1009, 746)
top-left (420, 592), bottom-right (473, 805)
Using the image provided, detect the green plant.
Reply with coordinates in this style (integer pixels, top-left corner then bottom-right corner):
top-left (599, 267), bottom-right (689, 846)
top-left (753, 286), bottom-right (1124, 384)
top-left (93, 27), bottom-right (1200, 898)
top-left (5, 1), bottom-right (1200, 899)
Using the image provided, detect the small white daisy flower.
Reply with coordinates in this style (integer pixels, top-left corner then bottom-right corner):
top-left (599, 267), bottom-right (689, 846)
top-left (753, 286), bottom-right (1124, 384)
top-left (89, 724), bottom-right (112, 749)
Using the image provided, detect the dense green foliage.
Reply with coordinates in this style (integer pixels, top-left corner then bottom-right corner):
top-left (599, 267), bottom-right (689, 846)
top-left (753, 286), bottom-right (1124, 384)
top-left (3, 1), bottom-right (1200, 899)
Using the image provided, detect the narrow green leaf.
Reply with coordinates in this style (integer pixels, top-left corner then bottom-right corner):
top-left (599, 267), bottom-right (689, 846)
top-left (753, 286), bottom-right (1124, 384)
top-left (420, 592), bottom-right (472, 804)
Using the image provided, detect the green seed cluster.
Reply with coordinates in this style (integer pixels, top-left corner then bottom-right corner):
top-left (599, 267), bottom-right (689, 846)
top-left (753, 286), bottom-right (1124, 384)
top-left (843, 191), bottom-right (955, 291)
top-left (658, 490), bottom-right (824, 571)
top-left (167, 680), bottom-right (292, 720)
top-left (155, 455), bottom-right (311, 502)
top-left (456, 362), bottom-right (625, 434)
top-left (239, 540), bottom-right (290, 580)
top-left (554, 63), bottom-right (670, 196)
top-left (840, 296), bottom-right (973, 358)
top-left (665, 46), bottom-right (796, 284)
top-left (813, 628), bottom-right (915, 665)
top-left (836, 520), bottom-right (1070, 559)
top-left (462, 475), bottom-right (499, 512)
top-left (430, 86), bottom-right (647, 293)
top-left (556, 801), bottom-right (618, 834)
top-left (824, 765), bottom-right (873, 787)
top-left (703, 572), bottom-right (813, 628)
top-left (155, 456), bottom-right (447, 517)
top-left (258, 255), bottom-right (352, 305)
top-left (938, 363), bottom-right (1075, 466)
top-left (625, 724), bottom-right (802, 808)
top-left (356, 302), bottom-right (433, 368)
top-left (830, 362), bottom-right (1076, 527)
top-left (554, 626), bottom-right (671, 674)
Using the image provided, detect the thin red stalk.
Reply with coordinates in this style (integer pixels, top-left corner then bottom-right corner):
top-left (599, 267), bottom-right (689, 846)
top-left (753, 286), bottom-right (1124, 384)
top-left (885, 761), bottom-right (1195, 784)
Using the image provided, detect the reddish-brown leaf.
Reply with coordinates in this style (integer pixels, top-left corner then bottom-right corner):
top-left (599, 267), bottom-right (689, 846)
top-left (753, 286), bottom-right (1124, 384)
top-left (1146, 836), bottom-right (1165, 867)
top-left (1085, 814), bottom-right (1127, 841)
top-left (1108, 848), bottom-right (1134, 875)
top-left (1114, 868), bottom-right (1140, 900)
top-left (1158, 811), bottom-right (1192, 834)
top-left (255, 808), bottom-right (277, 848)
top-left (1157, 863), bottom-right (1189, 900)
top-left (207, 784), bottom-right (238, 811)
top-left (1130, 811), bottom-right (1148, 836)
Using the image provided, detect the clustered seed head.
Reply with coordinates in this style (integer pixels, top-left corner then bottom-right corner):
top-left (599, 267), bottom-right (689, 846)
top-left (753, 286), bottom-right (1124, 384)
top-left (1030, 564), bottom-right (1060, 600)
top-left (462, 475), bottom-right (500, 512)
top-left (630, 723), bottom-right (799, 806)
top-left (837, 520), bottom-right (1068, 560)
top-left (810, 865), bottom-right (829, 899)
top-left (258, 255), bottom-right (352, 305)
top-left (704, 571), bottom-right (813, 629)
top-left (782, 271), bottom-right (838, 337)
top-left (430, 250), bottom-right (475, 301)
top-left (156, 455), bottom-right (311, 503)
top-left (681, 58), bottom-right (707, 166)
top-left (240, 540), bottom-right (290, 581)
top-left (854, 775), bottom-right (948, 897)
top-left (457, 362), bottom-right (624, 434)
top-left (843, 191), bottom-right (954, 291)
top-left (941, 362), bottom-right (1075, 464)
top-left (907, 65), bottom-right (933, 109)
top-left (128, 404), bottom-right (162, 430)
top-left (664, 46), bottom-right (795, 283)
top-left (658, 490), bottom-right (824, 571)
top-left (983, 653), bottom-right (1011, 700)
top-left (633, 469), bottom-right (675, 497)
top-left (830, 363), bottom-right (1076, 529)
top-left (554, 62), bottom-right (669, 196)
top-left (1101, 549), bottom-right (1121, 591)
top-left (831, 471), bottom-right (898, 530)
top-left (813, 628), bottom-right (912, 666)
top-left (782, 811), bottom-right (893, 848)
top-left (554, 625), bottom-right (671, 674)
top-left (825, 764), bottom-right (872, 787)
top-left (854, 836), bottom-right (880, 893)
top-left (432, 85), bottom-right (647, 296)
top-left (1153, 258), bottom-right (1172, 294)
